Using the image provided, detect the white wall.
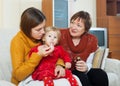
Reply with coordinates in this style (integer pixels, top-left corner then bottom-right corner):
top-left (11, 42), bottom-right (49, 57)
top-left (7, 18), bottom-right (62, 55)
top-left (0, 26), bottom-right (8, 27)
top-left (0, 0), bottom-right (42, 29)
top-left (68, 0), bottom-right (96, 27)
top-left (0, 0), bottom-right (3, 28)
top-left (0, 0), bottom-right (96, 29)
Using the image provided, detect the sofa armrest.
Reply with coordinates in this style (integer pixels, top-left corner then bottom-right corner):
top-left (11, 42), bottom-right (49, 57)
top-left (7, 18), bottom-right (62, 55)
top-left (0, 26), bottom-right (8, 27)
top-left (0, 60), bottom-right (12, 81)
top-left (0, 80), bottom-right (15, 86)
top-left (104, 58), bottom-right (120, 79)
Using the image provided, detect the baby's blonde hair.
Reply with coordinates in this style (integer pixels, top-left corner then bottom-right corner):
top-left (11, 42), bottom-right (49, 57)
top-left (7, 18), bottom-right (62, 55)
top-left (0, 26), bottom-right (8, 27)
top-left (43, 26), bottom-right (61, 44)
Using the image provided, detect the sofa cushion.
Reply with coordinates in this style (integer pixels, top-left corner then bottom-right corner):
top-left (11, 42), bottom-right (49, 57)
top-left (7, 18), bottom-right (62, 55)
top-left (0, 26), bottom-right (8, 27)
top-left (107, 72), bottom-right (119, 86)
top-left (92, 47), bottom-right (109, 69)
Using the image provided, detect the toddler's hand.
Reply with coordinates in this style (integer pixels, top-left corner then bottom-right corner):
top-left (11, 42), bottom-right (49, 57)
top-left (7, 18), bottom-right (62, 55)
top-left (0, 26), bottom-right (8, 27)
top-left (50, 43), bottom-right (54, 51)
top-left (65, 62), bottom-right (71, 69)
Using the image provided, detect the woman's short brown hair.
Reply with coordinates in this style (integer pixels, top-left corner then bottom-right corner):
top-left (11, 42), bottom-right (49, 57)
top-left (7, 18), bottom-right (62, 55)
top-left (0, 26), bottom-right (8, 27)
top-left (70, 11), bottom-right (92, 32)
top-left (20, 7), bottom-right (46, 39)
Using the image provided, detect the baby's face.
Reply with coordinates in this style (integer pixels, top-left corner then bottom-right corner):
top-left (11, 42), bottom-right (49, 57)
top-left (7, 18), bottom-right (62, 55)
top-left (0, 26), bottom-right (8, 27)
top-left (44, 31), bottom-right (58, 46)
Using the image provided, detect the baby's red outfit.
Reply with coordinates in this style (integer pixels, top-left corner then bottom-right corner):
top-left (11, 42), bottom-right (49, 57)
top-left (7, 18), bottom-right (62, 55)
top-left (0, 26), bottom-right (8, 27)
top-left (29, 45), bottom-right (79, 86)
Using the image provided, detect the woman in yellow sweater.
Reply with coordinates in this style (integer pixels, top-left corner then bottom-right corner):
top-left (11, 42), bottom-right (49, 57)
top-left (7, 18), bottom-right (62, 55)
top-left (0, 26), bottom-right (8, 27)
top-left (10, 7), bottom-right (65, 85)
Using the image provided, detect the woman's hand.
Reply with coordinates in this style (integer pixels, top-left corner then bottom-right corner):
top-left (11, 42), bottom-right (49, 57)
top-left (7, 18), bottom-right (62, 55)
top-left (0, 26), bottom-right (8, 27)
top-left (55, 65), bottom-right (65, 78)
top-left (75, 60), bottom-right (88, 72)
top-left (37, 45), bottom-right (54, 57)
top-left (65, 62), bottom-right (71, 69)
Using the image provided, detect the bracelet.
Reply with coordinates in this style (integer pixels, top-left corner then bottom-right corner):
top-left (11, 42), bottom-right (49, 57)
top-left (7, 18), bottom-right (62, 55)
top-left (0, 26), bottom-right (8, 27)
top-left (56, 64), bottom-right (65, 68)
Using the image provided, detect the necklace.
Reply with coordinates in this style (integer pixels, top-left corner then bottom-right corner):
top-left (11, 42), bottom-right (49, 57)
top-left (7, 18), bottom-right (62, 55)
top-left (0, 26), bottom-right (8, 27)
top-left (72, 38), bottom-right (81, 46)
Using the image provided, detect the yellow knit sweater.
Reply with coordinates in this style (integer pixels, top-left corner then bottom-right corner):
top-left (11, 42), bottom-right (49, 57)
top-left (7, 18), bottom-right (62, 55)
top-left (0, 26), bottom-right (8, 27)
top-left (10, 30), bottom-right (64, 85)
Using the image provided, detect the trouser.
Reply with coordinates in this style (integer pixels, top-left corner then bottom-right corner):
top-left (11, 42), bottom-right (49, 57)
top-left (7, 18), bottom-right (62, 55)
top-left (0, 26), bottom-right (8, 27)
top-left (72, 70), bottom-right (91, 86)
top-left (87, 68), bottom-right (109, 86)
top-left (72, 68), bottom-right (109, 86)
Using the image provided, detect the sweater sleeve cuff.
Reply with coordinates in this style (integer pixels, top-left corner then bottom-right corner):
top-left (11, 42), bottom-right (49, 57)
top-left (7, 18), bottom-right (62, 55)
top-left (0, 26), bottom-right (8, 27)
top-left (56, 58), bottom-right (65, 67)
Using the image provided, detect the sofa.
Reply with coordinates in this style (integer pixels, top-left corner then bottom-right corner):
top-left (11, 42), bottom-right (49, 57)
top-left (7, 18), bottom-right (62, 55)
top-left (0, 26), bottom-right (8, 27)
top-left (0, 28), bottom-right (120, 86)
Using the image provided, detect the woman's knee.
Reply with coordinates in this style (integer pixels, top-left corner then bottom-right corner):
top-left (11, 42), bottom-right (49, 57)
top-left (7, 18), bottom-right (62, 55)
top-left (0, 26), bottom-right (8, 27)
top-left (87, 68), bottom-right (108, 78)
top-left (87, 68), bottom-right (108, 86)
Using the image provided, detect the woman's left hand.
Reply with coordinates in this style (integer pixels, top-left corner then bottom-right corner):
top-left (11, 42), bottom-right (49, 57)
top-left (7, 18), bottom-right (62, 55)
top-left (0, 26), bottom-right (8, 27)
top-left (75, 60), bottom-right (88, 72)
top-left (55, 65), bottom-right (65, 78)
top-left (37, 45), bottom-right (54, 57)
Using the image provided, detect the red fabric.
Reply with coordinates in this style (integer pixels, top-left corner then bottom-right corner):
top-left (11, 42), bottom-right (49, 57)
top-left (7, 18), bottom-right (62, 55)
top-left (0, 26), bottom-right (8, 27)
top-left (29, 45), bottom-right (79, 86)
top-left (43, 70), bottom-right (79, 86)
top-left (43, 77), bottom-right (54, 86)
top-left (28, 44), bottom-right (40, 57)
top-left (65, 70), bottom-right (79, 86)
top-left (59, 29), bottom-right (98, 70)
top-left (29, 45), bottom-right (71, 80)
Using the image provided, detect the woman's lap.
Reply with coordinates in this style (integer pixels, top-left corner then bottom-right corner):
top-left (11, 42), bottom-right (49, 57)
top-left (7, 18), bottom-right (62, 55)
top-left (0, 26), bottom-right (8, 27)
top-left (87, 68), bottom-right (108, 86)
top-left (19, 69), bottom-right (108, 86)
top-left (72, 70), bottom-right (91, 86)
top-left (18, 75), bottom-right (82, 86)
top-left (72, 68), bottom-right (108, 86)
